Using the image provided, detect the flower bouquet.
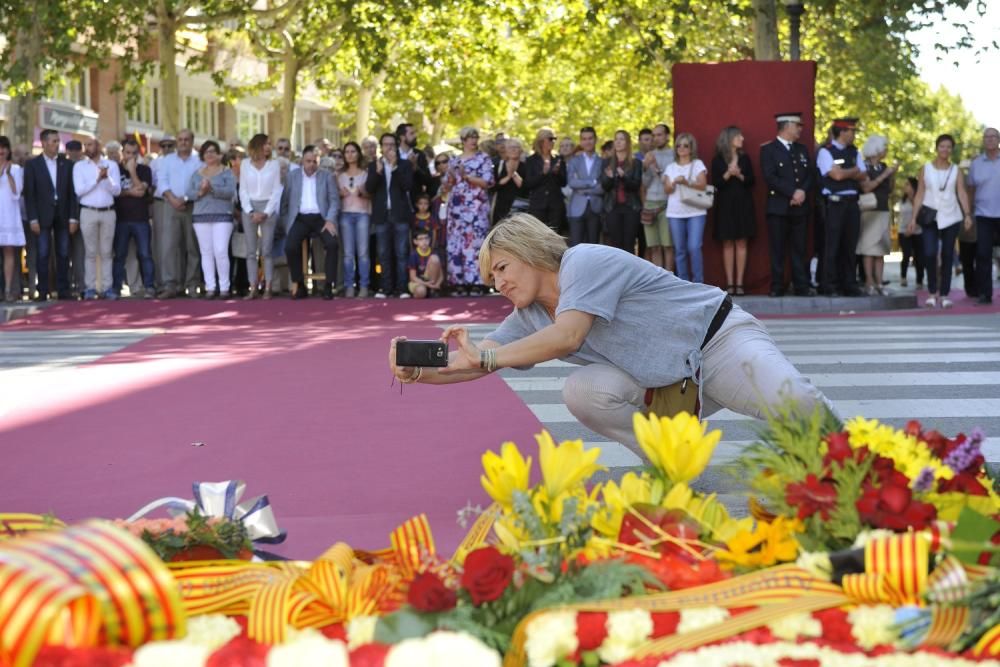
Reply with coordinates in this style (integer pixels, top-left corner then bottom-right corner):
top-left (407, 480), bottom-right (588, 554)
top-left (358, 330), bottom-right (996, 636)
top-left (113, 508), bottom-right (253, 562)
top-left (740, 404), bottom-right (1000, 558)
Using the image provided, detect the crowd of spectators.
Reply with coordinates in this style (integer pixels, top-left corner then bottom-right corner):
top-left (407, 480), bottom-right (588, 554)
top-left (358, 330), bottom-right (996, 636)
top-left (0, 121), bottom-right (997, 305)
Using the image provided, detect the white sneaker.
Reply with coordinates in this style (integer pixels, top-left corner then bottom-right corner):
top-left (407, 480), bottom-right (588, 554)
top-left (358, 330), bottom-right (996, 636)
top-left (941, 297), bottom-right (953, 308)
top-left (374, 291), bottom-right (388, 299)
top-left (924, 296), bottom-right (937, 308)
top-left (398, 292), bottom-right (412, 299)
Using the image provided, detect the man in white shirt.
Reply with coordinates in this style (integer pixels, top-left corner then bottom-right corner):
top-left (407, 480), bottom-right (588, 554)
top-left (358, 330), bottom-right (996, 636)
top-left (157, 129), bottom-right (203, 298)
top-left (281, 146), bottom-right (340, 299)
top-left (74, 138), bottom-right (122, 299)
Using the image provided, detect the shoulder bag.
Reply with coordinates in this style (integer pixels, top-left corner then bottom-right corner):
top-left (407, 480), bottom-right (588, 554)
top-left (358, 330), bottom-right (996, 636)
top-left (915, 164), bottom-right (953, 228)
top-left (858, 161), bottom-right (879, 211)
top-left (676, 162), bottom-right (715, 211)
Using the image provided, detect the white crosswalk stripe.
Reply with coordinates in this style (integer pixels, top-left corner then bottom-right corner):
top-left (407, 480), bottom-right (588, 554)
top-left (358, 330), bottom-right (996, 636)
top-left (450, 315), bottom-right (1000, 470)
top-left (0, 330), bottom-right (159, 371)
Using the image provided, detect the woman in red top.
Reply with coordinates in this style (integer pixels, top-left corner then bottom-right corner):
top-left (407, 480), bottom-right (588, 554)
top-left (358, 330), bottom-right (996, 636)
top-left (600, 130), bottom-right (643, 254)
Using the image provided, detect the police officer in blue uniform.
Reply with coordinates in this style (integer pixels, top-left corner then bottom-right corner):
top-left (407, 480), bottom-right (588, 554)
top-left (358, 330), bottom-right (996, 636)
top-left (816, 117), bottom-right (868, 296)
top-left (760, 112), bottom-right (815, 296)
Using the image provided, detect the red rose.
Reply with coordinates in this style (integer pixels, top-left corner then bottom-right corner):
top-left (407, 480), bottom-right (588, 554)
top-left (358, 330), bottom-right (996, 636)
top-left (460, 546), bottom-right (515, 605)
top-left (407, 571), bottom-right (457, 612)
top-left (575, 612), bottom-right (609, 651)
top-left (856, 482), bottom-right (936, 531)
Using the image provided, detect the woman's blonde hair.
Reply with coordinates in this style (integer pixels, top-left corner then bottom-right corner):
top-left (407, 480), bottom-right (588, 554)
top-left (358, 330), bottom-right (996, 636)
top-left (675, 132), bottom-right (699, 161)
top-left (478, 212), bottom-right (567, 284)
top-left (532, 127), bottom-right (557, 155)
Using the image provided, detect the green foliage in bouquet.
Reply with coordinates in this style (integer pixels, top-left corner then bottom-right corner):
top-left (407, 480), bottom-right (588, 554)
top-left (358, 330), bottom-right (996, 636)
top-left (738, 403), bottom-right (868, 552)
top-left (951, 567), bottom-right (1000, 653)
top-left (134, 508), bottom-right (252, 562)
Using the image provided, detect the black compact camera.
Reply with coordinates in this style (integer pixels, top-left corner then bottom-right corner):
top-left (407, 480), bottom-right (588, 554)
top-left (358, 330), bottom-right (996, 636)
top-left (396, 340), bottom-right (448, 367)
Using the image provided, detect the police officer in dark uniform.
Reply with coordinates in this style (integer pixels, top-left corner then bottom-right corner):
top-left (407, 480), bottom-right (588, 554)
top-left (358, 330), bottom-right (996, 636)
top-left (760, 113), bottom-right (815, 296)
top-left (816, 117), bottom-right (868, 296)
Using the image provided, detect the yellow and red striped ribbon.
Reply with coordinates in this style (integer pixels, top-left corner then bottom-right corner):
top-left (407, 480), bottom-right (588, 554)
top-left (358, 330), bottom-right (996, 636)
top-left (451, 503), bottom-right (500, 566)
top-left (0, 514), bottom-right (66, 539)
top-left (0, 521), bottom-right (184, 667)
top-left (974, 624), bottom-right (1000, 657)
top-left (169, 515), bottom-right (436, 643)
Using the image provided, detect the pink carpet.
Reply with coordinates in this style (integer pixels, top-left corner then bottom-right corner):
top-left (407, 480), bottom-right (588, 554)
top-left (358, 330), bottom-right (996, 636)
top-left (0, 298), bottom-right (540, 559)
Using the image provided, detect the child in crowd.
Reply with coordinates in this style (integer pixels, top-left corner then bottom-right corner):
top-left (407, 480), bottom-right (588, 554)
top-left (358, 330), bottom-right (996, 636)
top-left (413, 192), bottom-right (445, 252)
top-left (407, 229), bottom-right (443, 299)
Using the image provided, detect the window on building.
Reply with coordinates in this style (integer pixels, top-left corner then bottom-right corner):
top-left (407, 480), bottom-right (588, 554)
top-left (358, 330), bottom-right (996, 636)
top-left (49, 72), bottom-right (90, 108)
top-left (184, 96), bottom-right (218, 138)
top-left (236, 108), bottom-right (266, 143)
top-left (127, 84), bottom-right (161, 127)
top-left (293, 120), bottom-right (305, 152)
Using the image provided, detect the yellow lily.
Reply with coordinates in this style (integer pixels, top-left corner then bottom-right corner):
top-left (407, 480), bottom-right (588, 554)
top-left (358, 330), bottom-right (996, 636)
top-left (633, 412), bottom-right (721, 484)
top-left (480, 441), bottom-right (532, 509)
top-left (661, 482), bottom-right (752, 542)
top-left (536, 431), bottom-right (604, 499)
top-left (592, 472), bottom-right (653, 538)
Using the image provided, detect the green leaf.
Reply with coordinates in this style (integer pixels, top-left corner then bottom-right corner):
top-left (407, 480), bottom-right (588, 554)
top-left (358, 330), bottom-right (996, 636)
top-left (373, 607), bottom-right (438, 644)
top-left (950, 507), bottom-right (1000, 566)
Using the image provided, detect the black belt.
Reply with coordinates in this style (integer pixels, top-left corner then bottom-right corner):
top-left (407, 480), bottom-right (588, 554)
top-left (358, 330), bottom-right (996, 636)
top-left (81, 205), bottom-right (114, 212)
top-left (826, 194), bottom-right (858, 203)
top-left (701, 294), bottom-right (733, 349)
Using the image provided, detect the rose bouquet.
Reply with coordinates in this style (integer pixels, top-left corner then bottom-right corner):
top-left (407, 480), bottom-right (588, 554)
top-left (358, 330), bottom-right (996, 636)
top-left (113, 508), bottom-right (253, 562)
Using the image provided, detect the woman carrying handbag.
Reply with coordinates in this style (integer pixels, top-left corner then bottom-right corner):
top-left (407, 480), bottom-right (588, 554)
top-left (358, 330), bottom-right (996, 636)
top-left (907, 134), bottom-right (974, 308)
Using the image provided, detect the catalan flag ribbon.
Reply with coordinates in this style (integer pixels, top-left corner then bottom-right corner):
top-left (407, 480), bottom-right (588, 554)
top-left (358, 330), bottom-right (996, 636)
top-left (0, 521), bottom-right (184, 667)
top-left (169, 514), bottom-right (436, 644)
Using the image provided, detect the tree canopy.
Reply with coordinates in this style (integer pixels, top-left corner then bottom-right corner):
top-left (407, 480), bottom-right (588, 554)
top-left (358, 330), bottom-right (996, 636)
top-left (0, 0), bottom-right (990, 168)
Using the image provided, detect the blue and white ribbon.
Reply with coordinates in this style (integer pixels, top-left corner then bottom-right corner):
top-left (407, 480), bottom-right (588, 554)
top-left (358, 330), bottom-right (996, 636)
top-left (127, 480), bottom-right (286, 557)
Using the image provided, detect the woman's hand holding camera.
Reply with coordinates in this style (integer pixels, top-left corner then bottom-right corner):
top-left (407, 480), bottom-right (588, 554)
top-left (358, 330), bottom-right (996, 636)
top-left (439, 326), bottom-right (481, 374)
top-left (389, 336), bottom-right (417, 382)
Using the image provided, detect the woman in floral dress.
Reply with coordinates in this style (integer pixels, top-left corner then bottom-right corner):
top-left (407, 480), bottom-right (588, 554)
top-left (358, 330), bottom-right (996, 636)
top-left (446, 126), bottom-right (495, 296)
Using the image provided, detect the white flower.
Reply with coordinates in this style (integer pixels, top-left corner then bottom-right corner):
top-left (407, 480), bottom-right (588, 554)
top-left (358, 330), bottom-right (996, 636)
top-left (653, 640), bottom-right (986, 667)
top-left (597, 609), bottom-right (654, 663)
top-left (848, 604), bottom-right (899, 650)
top-left (676, 606), bottom-right (730, 634)
top-left (384, 636), bottom-right (434, 667)
top-left (131, 641), bottom-right (210, 667)
top-left (767, 611), bottom-right (822, 641)
top-left (852, 529), bottom-right (895, 549)
top-left (795, 551), bottom-right (833, 581)
top-left (347, 615), bottom-right (379, 649)
top-left (183, 614), bottom-right (243, 650)
top-left (524, 611), bottom-right (579, 667)
top-left (266, 630), bottom-right (349, 667)
top-left (384, 631), bottom-right (501, 667)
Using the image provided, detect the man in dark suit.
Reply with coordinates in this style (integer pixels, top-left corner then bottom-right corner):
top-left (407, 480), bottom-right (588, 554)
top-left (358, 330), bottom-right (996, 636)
top-left (366, 132), bottom-right (414, 298)
top-left (396, 123), bottom-right (432, 204)
top-left (23, 129), bottom-right (80, 301)
top-left (282, 145), bottom-right (341, 300)
top-left (760, 113), bottom-right (815, 297)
